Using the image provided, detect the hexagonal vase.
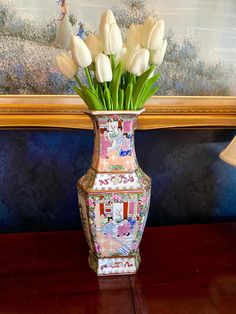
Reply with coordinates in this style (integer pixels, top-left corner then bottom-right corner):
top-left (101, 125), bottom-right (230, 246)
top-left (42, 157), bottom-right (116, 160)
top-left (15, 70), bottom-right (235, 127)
top-left (77, 110), bottom-right (151, 276)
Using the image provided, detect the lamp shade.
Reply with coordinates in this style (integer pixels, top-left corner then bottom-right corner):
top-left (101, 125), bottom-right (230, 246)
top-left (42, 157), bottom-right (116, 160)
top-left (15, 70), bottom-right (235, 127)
top-left (220, 136), bottom-right (236, 167)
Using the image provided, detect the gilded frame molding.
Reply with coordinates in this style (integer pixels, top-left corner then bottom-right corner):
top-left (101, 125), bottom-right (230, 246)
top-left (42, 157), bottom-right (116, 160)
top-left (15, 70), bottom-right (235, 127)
top-left (0, 95), bottom-right (236, 129)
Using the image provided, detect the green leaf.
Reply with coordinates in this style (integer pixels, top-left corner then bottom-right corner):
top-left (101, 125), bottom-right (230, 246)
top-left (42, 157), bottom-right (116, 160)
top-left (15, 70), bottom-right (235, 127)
top-left (73, 86), bottom-right (86, 103)
top-left (93, 75), bottom-right (98, 89)
top-left (97, 84), bottom-right (106, 108)
top-left (130, 74), bottom-right (136, 86)
top-left (130, 94), bottom-right (134, 110)
top-left (110, 61), bottom-right (123, 110)
top-left (119, 89), bottom-right (124, 110)
top-left (146, 72), bottom-right (161, 87)
top-left (104, 86), bottom-right (112, 110)
top-left (121, 74), bottom-right (126, 89)
top-left (82, 86), bottom-right (104, 110)
top-left (137, 86), bottom-right (160, 110)
top-left (74, 75), bottom-right (83, 89)
top-left (74, 85), bottom-right (93, 109)
top-left (84, 67), bottom-right (95, 92)
top-left (124, 83), bottom-right (133, 110)
top-left (126, 72), bottom-right (131, 85)
top-left (110, 54), bottom-right (116, 72)
top-left (95, 85), bottom-right (98, 96)
top-left (135, 72), bottom-right (160, 109)
top-left (132, 65), bottom-right (156, 105)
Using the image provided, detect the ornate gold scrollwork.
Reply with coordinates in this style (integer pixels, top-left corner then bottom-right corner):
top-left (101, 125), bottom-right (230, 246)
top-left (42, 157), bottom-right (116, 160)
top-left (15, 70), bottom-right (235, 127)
top-left (0, 95), bottom-right (236, 129)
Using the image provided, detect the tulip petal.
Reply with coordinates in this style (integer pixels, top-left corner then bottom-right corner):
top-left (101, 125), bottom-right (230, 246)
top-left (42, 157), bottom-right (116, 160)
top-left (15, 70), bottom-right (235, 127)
top-left (85, 34), bottom-right (101, 61)
top-left (70, 35), bottom-right (92, 68)
top-left (95, 53), bottom-right (112, 83)
top-left (109, 23), bottom-right (123, 54)
top-left (126, 24), bottom-right (142, 50)
top-left (147, 19), bottom-right (165, 50)
top-left (56, 53), bottom-right (78, 80)
top-left (127, 48), bottom-right (150, 76)
top-left (99, 9), bottom-right (116, 36)
top-left (150, 39), bottom-right (167, 66)
top-left (102, 22), bottom-right (123, 55)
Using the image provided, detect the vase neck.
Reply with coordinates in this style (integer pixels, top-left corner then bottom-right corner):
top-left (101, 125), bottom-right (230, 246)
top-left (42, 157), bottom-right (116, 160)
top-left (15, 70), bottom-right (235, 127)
top-left (89, 113), bottom-right (139, 173)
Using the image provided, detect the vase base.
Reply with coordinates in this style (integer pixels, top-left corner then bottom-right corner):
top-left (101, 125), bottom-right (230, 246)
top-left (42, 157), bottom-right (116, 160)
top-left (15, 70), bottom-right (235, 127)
top-left (88, 251), bottom-right (141, 276)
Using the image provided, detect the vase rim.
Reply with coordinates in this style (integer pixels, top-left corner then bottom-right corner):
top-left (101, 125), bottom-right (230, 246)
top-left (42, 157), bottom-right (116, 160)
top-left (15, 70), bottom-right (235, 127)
top-left (85, 109), bottom-right (145, 116)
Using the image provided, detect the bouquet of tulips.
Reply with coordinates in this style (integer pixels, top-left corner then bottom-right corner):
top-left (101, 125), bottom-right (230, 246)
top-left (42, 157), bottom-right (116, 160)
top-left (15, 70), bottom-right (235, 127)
top-left (56, 9), bottom-right (167, 111)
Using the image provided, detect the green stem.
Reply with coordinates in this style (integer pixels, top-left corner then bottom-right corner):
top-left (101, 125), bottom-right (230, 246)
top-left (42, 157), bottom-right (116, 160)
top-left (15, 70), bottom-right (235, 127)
top-left (104, 82), bottom-right (112, 110)
top-left (84, 67), bottom-right (95, 92)
top-left (110, 54), bottom-right (116, 72)
top-left (130, 74), bottom-right (136, 86)
top-left (74, 75), bottom-right (83, 89)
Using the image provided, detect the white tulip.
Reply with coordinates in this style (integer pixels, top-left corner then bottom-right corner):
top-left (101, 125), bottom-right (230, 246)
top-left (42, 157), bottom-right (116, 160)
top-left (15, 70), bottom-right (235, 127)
top-left (56, 53), bottom-right (78, 80)
top-left (99, 9), bottom-right (116, 35)
top-left (150, 39), bottom-right (167, 66)
top-left (84, 34), bottom-right (102, 62)
top-left (95, 53), bottom-right (112, 83)
top-left (126, 48), bottom-right (150, 76)
top-left (100, 22), bottom-right (123, 55)
top-left (70, 35), bottom-right (92, 68)
top-left (99, 9), bottom-right (122, 55)
top-left (142, 17), bottom-right (165, 50)
top-left (115, 46), bottom-right (127, 65)
top-left (126, 24), bottom-right (143, 50)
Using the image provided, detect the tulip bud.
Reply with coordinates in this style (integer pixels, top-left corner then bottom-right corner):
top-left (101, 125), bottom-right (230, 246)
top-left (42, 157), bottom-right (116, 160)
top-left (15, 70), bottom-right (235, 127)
top-left (56, 53), bottom-right (78, 80)
top-left (126, 48), bottom-right (150, 76)
top-left (99, 9), bottom-right (122, 55)
top-left (70, 35), bottom-right (92, 68)
top-left (142, 17), bottom-right (165, 50)
top-left (150, 39), bottom-right (167, 66)
top-left (126, 24), bottom-right (143, 51)
top-left (99, 9), bottom-right (116, 35)
top-left (84, 34), bottom-right (102, 62)
top-left (101, 22), bottom-right (123, 55)
top-left (95, 53), bottom-right (112, 83)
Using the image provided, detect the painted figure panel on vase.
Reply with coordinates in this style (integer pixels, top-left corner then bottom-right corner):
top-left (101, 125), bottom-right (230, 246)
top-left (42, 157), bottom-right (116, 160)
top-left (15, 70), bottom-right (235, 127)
top-left (91, 114), bottom-right (138, 172)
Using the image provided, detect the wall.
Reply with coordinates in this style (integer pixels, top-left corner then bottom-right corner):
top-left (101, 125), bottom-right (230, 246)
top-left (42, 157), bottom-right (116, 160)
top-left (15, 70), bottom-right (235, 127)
top-left (0, 128), bottom-right (235, 233)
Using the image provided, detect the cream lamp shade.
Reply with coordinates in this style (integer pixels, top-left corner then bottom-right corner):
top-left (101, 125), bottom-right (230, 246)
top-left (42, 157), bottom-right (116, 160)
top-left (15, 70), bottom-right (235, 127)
top-left (220, 136), bottom-right (236, 167)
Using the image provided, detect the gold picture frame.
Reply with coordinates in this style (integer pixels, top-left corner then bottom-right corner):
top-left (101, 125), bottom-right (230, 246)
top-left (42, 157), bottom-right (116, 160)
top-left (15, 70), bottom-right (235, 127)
top-left (0, 96), bottom-right (236, 129)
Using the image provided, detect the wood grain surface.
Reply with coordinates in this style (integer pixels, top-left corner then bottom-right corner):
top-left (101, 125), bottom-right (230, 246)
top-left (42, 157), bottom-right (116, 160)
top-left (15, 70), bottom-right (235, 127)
top-left (0, 223), bottom-right (236, 313)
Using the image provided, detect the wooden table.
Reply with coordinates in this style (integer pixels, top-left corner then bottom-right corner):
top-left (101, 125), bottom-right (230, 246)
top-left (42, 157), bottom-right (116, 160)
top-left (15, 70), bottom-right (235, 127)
top-left (0, 223), bottom-right (236, 313)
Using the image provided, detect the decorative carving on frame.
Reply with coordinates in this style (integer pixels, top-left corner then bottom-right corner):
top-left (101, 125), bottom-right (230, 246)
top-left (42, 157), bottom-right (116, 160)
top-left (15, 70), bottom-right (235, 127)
top-left (0, 96), bottom-right (236, 130)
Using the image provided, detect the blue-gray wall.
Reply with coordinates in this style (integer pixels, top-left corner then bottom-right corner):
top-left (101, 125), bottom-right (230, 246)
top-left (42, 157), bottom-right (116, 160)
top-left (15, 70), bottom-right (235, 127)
top-left (0, 129), bottom-right (236, 233)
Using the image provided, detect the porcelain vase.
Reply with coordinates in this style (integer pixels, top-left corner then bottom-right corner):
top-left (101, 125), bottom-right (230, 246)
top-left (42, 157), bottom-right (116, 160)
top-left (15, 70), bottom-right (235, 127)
top-left (77, 109), bottom-right (151, 276)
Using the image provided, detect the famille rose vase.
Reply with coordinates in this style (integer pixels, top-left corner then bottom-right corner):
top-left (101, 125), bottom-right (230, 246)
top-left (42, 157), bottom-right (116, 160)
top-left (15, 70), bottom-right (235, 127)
top-left (77, 109), bottom-right (151, 276)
